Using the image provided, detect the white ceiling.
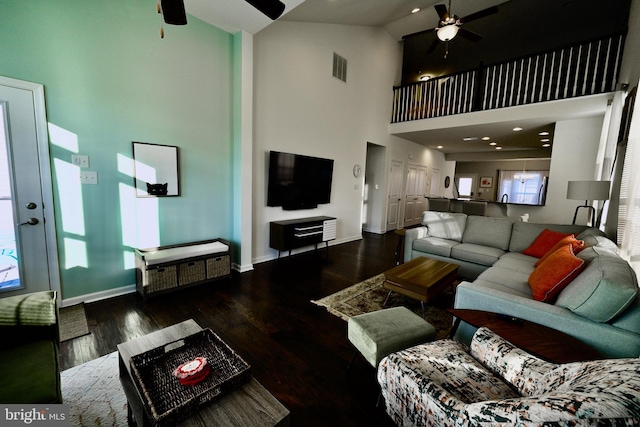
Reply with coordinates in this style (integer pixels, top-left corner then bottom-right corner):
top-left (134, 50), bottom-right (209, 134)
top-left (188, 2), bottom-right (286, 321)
top-left (184, 0), bottom-right (611, 159)
top-left (186, 0), bottom-right (509, 40)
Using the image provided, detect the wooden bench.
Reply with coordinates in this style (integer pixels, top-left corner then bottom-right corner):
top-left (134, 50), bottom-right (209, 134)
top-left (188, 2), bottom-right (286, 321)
top-left (134, 239), bottom-right (231, 299)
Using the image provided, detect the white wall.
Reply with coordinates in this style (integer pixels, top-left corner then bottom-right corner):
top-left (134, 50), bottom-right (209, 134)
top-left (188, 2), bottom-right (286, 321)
top-left (252, 21), bottom-right (403, 263)
top-left (507, 116), bottom-right (605, 224)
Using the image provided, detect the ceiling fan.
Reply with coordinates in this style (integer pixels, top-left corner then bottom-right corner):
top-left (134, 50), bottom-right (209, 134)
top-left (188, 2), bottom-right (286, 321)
top-left (404, 1), bottom-right (499, 57)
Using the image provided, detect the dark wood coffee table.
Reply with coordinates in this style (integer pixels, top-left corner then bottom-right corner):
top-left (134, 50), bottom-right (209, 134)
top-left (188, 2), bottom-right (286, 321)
top-left (448, 309), bottom-right (602, 363)
top-left (383, 257), bottom-right (459, 316)
top-left (117, 319), bottom-right (290, 426)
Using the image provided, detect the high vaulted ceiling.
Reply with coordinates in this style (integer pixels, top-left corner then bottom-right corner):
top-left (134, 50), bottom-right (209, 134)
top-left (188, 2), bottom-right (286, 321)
top-left (185, 0), bottom-right (631, 159)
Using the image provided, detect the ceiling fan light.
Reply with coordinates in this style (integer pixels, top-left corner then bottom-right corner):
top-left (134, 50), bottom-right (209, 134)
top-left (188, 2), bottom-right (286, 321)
top-left (437, 25), bottom-right (459, 42)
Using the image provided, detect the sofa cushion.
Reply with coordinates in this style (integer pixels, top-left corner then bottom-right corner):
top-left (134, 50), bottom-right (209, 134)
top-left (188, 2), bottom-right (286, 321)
top-left (476, 268), bottom-right (532, 296)
top-left (451, 243), bottom-right (505, 267)
top-left (522, 229), bottom-right (572, 258)
top-left (462, 216), bottom-right (513, 250)
top-left (555, 246), bottom-right (638, 322)
top-left (580, 234), bottom-right (620, 253)
top-left (0, 340), bottom-right (60, 404)
top-left (493, 252), bottom-right (538, 274)
top-left (509, 222), bottom-right (589, 253)
top-left (470, 327), bottom-right (556, 396)
top-left (422, 211), bottom-right (467, 242)
top-left (528, 244), bottom-right (585, 302)
top-left (377, 339), bottom-right (520, 427)
top-left (412, 237), bottom-right (460, 258)
top-left (0, 291), bottom-right (57, 326)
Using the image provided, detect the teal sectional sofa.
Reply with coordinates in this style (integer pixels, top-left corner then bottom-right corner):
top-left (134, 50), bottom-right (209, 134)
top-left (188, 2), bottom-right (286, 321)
top-left (404, 212), bottom-right (640, 358)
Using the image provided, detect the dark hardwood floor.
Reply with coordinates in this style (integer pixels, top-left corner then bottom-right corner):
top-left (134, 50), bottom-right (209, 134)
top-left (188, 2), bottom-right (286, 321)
top-left (60, 231), bottom-right (404, 426)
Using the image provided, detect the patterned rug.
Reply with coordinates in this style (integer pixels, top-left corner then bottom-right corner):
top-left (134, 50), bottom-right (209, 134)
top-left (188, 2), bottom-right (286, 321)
top-left (312, 274), bottom-right (455, 339)
top-left (61, 352), bottom-right (128, 426)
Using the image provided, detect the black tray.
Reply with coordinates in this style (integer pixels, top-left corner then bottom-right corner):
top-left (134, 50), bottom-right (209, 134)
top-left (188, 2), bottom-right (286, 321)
top-left (130, 328), bottom-right (251, 426)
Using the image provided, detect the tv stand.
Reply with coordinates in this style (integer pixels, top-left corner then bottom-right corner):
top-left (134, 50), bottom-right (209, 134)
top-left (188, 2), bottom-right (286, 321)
top-left (270, 216), bottom-right (337, 258)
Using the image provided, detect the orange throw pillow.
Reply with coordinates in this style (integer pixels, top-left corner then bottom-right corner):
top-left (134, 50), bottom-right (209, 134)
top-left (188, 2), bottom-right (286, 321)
top-left (528, 244), bottom-right (585, 302)
top-left (534, 235), bottom-right (585, 267)
top-left (522, 229), bottom-right (571, 258)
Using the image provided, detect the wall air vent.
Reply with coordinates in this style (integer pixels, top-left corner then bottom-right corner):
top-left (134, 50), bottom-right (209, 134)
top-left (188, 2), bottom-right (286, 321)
top-left (333, 52), bottom-right (347, 83)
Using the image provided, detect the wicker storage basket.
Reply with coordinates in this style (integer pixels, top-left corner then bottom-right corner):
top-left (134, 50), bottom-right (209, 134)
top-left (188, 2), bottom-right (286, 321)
top-left (130, 328), bottom-right (251, 426)
top-left (178, 260), bottom-right (206, 286)
top-left (206, 255), bottom-right (230, 279)
top-left (145, 265), bottom-right (178, 293)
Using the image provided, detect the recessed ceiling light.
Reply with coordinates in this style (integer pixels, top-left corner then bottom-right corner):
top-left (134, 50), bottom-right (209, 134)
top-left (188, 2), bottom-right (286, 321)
top-left (489, 142), bottom-right (497, 146)
top-left (542, 143), bottom-right (551, 147)
top-left (437, 145), bottom-right (443, 149)
top-left (539, 131), bottom-right (550, 136)
top-left (463, 137), bottom-right (478, 141)
top-left (495, 146), bottom-right (502, 150)
top-left (420, 75), bottom-right (431, 81)
top-left (482, 136), bottom-right (491, 140)
top-left (513, 127), bottom-right (523, 132)
top-left (411, 7), bottom-right (421, 13)
top-left (541, 138), bottom-right (550, 142)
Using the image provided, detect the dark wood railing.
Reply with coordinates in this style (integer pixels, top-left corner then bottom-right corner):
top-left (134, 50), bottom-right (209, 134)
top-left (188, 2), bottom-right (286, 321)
top-left (391, 34), bottom-right (626, 123)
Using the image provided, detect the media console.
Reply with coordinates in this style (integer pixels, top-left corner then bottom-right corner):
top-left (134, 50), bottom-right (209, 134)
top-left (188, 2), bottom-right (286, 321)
top-left (269, 216), bottom-right (337, 258)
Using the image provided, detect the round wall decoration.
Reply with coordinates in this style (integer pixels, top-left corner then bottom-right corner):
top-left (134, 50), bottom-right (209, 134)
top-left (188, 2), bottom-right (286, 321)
top-left (444, 176), bottom-right (451, 188)
top-left (353, 164), bottom-right (362, 178)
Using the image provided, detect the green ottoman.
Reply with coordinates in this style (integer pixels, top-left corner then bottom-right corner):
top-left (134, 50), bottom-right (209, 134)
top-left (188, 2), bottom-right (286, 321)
top-left (348, 306), bottom-right (436, 367)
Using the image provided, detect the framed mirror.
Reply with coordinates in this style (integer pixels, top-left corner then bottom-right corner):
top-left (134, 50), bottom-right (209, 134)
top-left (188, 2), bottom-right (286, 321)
top-left (132, 142), bottom-right (180, 197)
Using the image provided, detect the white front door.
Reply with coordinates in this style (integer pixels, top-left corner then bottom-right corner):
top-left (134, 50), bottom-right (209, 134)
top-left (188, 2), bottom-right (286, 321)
top-left (0, 77), bottom-right (59, 298)
top-left (386, 159), bottom-right (403, 231)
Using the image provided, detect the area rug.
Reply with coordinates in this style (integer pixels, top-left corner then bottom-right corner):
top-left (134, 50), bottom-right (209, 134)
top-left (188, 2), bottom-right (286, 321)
top-left (59, 303), bottom-right (90, 342)
top-left (312, 274), bottom-right (455, 339)
top-left (61, 351), bottom-right (128, 426)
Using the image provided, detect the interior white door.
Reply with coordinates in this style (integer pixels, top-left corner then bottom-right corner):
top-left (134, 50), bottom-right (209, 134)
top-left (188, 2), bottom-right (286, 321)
top-left (1, 77), bottom-right (59, 297)
top-left (386, 159), bottom-right (403, 231)
top-left (404, 164), bottom-right (427, 227)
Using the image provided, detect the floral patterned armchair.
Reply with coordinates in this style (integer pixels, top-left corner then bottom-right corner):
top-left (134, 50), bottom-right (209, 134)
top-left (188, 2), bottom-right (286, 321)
top-left (377, 327), bottom-right (640, 426)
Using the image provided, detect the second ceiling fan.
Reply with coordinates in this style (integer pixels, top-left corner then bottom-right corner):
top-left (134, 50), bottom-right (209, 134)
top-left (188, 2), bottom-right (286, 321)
top-left (405, 1), bottom-right (499, 57)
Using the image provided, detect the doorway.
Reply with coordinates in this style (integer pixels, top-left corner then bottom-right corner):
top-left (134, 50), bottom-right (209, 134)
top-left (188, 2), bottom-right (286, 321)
top-left (455, 173), bottom-right (478, 199)
top-left (386, 159), bottom-right (404, 231)
top-left (1, 76), bottom-right (60, 298)
top-left (404, 164), bottom-right (427, 227)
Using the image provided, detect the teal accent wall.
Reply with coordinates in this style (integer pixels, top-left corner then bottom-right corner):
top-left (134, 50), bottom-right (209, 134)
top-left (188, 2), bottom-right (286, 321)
top-left (0, 0), bottom-right (236, 299)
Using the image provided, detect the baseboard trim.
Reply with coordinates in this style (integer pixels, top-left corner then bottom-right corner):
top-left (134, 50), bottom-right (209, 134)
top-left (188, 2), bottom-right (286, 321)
top-left (61, 284), bottom-right (136, 308)
top-left (232, 262), bottom-right (254, 273)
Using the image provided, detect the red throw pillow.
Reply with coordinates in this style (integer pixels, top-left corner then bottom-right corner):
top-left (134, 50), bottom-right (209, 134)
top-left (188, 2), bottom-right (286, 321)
top-left (522, 229), bottom-right (572, 258)
top-left (528, 244), bottom-right (585, 302)
top-left (534, 235), bottom-right (585, 267)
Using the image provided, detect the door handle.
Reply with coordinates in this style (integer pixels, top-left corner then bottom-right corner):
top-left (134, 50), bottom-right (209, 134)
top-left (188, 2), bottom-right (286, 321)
top-left (19, 218), bottom-right (39, 226)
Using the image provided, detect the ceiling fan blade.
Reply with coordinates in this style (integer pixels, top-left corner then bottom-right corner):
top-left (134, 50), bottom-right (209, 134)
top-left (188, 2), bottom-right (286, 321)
top-left (457, 27), bottom-right (483, 43)
top-left (245, 0), bottom-right (285, 20)
top-left (434, 4), bottom-right (450, 21)
top-left (459, 6), bottom-right (498, 24)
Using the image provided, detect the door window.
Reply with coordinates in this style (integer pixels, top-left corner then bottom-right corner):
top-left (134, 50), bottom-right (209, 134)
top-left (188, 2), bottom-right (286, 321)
top-left (0, 105), bottom-right (20, 291)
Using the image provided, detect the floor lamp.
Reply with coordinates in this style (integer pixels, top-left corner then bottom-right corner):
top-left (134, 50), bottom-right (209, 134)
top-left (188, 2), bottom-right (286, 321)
top-left (566, 181), bottom-right (611, 226)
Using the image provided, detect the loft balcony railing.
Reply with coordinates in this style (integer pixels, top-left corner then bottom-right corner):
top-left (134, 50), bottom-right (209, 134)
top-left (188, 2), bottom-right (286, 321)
top-left (391, 33), bottom-right (626, 124)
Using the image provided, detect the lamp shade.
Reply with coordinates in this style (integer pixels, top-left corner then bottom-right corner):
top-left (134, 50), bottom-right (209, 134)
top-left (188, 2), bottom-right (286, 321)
top-left (566, 181), bottom-right (611, 201)
top-left (437, 25), bottom-right (459, 41)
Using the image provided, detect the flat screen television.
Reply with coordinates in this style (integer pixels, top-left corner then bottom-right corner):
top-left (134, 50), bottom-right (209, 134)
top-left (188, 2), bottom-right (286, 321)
top-left (267, 151), bottom-right (334, 210)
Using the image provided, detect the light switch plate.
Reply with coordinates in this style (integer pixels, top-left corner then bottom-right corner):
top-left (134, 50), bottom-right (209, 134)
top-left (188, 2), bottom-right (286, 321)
top-left (72, 154), bottom-right (90, 168)
top-left (80, 171), bottom-right (98, 185)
